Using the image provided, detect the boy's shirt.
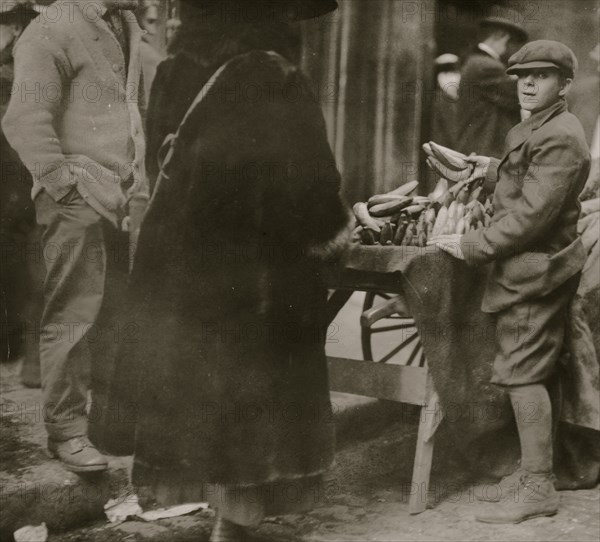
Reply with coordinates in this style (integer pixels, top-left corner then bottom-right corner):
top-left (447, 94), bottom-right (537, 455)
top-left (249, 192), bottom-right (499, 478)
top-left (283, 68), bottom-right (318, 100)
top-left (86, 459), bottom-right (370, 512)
top-left (460, 99), bottom-right (591, 313)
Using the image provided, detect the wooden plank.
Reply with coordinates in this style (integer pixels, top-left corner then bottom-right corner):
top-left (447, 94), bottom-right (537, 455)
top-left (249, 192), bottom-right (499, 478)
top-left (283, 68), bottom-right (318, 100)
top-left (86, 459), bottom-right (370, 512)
top-left (327, 357), bottom-right (428, 405)
top-left (322, 267), bottom-right (405, 294)
top-left (409, 389), bottom-right (441, 515)
top-left (423, 389), bottom-right (443, 443)
top-left (409, 415), bottom-right (434, 514)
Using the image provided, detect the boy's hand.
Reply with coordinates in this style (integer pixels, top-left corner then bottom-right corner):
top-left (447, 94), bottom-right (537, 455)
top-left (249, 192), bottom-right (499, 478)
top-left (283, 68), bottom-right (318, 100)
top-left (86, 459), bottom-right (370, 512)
top-left (464, 154), bottom-right (491, 184)
top-left (427, 234), bottom-right (465, 260)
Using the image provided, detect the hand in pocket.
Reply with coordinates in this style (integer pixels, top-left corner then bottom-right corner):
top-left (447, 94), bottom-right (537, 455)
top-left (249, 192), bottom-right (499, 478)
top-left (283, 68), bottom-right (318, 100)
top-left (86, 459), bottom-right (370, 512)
top-left (57, 186), bottom-right (80, 205)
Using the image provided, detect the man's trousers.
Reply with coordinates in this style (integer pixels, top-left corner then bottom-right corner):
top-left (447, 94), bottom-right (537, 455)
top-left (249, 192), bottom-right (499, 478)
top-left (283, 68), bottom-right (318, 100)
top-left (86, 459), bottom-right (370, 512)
top-left (35, 189), bottom-right (128, 441)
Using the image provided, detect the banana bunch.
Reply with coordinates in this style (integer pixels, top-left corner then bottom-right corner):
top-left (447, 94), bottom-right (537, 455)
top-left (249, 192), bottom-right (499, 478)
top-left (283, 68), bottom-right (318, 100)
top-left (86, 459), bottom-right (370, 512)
top-left (431, 196), bottom-right (492, 236)
top-left (428, 176), bottom-right (492, 236)
top-left (353, 181), bottom-right (431, 246)
top-left (353, 177), bottom-right (493, 247)
top-left (422, 141), bottom-right (474, 184)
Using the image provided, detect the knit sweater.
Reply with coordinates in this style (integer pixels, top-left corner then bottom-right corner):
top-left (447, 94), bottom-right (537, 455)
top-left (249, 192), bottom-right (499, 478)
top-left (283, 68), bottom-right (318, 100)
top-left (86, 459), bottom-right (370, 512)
top-left (1, 0), bottom-right (147, 226)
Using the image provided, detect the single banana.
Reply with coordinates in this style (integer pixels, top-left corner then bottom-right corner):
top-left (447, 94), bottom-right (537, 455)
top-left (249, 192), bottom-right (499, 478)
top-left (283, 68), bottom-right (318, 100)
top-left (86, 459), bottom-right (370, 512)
top-left (386, 180), bottom-right (419, 197)
top-left (429, 141), bottom-right (470, 171)
top-left (427, 157), bottom-right (473, 184)
top-left (367, 194), bottom-right (411, 207)
top-left (370, 199), bottom-right (416, 217)
top-left (353, 202), bottom-right (382, 232)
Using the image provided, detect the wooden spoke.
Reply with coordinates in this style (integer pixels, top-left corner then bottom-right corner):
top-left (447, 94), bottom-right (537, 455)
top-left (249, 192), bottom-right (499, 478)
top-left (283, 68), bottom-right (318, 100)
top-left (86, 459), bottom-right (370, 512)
top-left (370, 323), bottom-right (416, 334)
top-left (406, 343), bottom-right (423, 367)
top-left (362, 291), bottom-right (424, 366)
top-left (377, 330), bottom-right (419, 364)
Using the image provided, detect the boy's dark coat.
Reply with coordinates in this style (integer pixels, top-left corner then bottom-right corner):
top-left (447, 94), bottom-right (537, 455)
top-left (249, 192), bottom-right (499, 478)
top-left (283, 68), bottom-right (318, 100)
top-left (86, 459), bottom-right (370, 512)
top-left (461, 100), bottom-right (591, 313)
top-left (101, 50), bottom-right (349, 492)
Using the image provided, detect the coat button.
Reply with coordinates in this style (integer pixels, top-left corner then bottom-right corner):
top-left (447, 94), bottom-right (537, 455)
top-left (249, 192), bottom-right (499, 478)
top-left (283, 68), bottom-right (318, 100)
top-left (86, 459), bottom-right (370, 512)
top-left (112, 64), bottom-right (120, 72)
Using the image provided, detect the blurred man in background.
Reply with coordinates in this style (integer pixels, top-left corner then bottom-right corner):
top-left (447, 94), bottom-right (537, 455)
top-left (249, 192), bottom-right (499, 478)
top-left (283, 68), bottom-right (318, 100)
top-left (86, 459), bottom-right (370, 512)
top-left (571, 42), bottom-right (600, 201)
top-left (138, 0), bottom-right (163, 104)
top-left (456, 6), bottom-right (528, 157)
top-left (431, 53), bottom-right (461, 149)
top-left (165, 16), bottom-right (181, 55)
top-left (0, 0), bottom-right (41, 384)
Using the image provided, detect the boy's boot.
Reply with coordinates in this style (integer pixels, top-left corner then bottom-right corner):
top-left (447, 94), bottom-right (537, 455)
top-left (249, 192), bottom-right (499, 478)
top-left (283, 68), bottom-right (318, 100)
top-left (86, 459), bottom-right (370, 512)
top-left (476, 471), bottom-right (558, 523)
top-left (476, 384), bottom-right (559, 523)
top-left (476, 467), bottom-right (526, 502)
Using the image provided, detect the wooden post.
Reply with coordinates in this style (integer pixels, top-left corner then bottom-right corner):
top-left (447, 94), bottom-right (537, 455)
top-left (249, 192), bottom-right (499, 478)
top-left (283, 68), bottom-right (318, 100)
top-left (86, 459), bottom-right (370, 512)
top-left (409, 377), bottom-right (443, 514)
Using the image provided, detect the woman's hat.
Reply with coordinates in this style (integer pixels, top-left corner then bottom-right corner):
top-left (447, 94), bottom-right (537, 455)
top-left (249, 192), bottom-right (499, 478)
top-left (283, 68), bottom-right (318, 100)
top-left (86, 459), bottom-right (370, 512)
top-left (179, 0), bottom-right (338, 23)
top-left (0, 0), bottom-right (39, 25)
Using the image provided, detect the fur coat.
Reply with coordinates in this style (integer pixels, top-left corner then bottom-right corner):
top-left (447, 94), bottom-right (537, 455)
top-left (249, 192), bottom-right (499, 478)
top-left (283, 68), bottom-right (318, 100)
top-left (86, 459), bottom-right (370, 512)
top-left (101, 44), bottom-right (350, 499)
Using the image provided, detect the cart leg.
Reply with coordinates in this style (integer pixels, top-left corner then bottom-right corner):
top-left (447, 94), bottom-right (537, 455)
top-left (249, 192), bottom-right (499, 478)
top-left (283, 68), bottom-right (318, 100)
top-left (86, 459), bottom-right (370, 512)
top-left (409, 390), bottom-right (443, 514)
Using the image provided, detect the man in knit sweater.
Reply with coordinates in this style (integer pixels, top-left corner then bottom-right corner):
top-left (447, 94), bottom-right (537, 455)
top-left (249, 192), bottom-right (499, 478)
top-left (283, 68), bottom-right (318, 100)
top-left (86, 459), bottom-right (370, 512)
top-left (2, 0), bottom-right (146, 472)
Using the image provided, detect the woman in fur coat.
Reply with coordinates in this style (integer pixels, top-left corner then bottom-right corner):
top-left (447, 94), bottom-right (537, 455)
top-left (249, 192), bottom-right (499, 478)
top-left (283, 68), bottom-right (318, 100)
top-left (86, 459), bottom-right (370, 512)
top-left (104, 1), bottom-right (350, 539)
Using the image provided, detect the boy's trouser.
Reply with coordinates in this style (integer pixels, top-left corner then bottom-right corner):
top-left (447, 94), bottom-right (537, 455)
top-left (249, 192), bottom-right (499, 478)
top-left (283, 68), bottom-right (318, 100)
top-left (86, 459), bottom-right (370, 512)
top-left (491, 274), bottom-right (580, 386)
top-left (35, 189), bottom-right (127, 441)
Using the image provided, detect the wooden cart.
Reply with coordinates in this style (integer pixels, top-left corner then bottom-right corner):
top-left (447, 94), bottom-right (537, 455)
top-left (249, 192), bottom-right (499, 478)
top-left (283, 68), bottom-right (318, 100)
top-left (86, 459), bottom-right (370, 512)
top-left (323, 257), bottom-right (444, 515)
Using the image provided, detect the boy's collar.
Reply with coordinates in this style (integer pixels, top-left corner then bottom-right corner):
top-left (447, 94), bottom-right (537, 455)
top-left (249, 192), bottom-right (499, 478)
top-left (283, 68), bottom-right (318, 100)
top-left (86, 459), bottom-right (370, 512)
top-left (502, 100), bottom-right (568, 159)
top-left (521, 99), bottom-right (568, 131)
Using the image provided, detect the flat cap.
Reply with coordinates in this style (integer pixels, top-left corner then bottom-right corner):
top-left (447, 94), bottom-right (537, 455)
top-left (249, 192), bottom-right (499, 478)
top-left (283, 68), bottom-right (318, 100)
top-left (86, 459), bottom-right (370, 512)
top-left (506, 40), bottom-right (578, 78)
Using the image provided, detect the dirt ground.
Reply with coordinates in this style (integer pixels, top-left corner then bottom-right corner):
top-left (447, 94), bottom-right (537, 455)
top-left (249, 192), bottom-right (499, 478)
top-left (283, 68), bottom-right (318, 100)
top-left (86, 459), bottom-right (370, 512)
top-left (4, 293), bottom-right (599, 541)
top-left (42, 416), bottom-right (599, 542)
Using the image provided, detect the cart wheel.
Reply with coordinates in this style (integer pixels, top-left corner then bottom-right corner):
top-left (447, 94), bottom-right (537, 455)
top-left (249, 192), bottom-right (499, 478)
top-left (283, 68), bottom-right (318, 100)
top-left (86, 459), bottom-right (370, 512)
top-left (361, 292), bottom-right (425, 366)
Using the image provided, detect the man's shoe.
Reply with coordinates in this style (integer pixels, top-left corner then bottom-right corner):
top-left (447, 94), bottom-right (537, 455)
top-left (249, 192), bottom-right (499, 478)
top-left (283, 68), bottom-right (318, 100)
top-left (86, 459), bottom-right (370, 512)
top-left (475, 468), bottom-right (527, 502)
top-left (475, 472), bottom-right (559, 524)
top-left (47, 436), bottom-right (108, 473)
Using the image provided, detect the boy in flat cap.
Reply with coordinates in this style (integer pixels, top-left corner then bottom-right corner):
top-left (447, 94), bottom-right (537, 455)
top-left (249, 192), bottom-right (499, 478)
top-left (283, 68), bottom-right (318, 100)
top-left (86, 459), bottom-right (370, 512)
top-left (429, 40), bottom-right (591, 523)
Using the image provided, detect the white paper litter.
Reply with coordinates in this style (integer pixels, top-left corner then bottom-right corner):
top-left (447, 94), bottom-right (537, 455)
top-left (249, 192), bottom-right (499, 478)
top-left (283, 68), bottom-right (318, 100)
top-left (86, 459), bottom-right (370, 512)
top-left (104, 494), bottom-right (143, 524)
top-left (138, 502), bottom-right (209, 521)
top-left (13, 523), bottom-right (48, 542)
top-left (104, 494), bottom-right (208, 524)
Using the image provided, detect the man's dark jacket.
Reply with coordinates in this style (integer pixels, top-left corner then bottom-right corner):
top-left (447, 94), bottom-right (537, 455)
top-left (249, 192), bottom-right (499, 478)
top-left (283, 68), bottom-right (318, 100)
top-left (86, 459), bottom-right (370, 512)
top-left (456, 48), bottom-right (521, 158)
